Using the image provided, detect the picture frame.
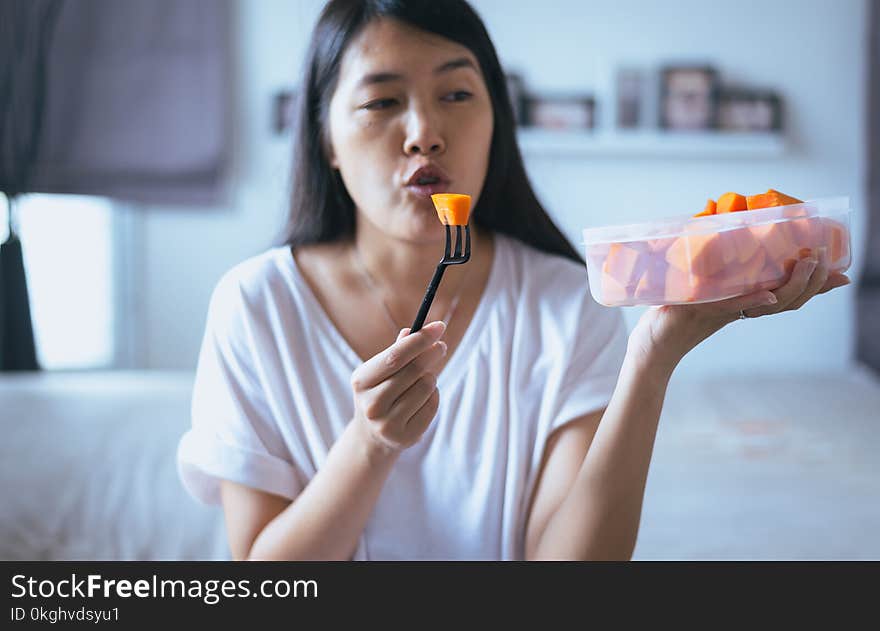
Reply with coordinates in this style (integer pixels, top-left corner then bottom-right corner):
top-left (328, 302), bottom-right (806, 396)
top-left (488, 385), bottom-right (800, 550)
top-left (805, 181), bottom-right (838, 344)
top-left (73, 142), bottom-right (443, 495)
top-left (615, 67), bottom-right (644, 129)
top-left (523, 95), bottom-right (596, 130)
top-left (273, 89), bottom-right (297, 134)
top-left (659, 65), bottom-right (720, 130)
top-left (717, 89), bottom-right (783, 132)
top-left (505, 73), bottom-right (527, 126)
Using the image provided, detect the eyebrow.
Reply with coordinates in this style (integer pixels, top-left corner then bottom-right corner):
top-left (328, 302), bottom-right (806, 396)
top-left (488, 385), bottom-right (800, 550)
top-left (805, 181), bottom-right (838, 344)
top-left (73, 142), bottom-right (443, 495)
top-left (356, 57), bottom-right (478, 88)
top-left (434, 57), bottom-right (477, 75)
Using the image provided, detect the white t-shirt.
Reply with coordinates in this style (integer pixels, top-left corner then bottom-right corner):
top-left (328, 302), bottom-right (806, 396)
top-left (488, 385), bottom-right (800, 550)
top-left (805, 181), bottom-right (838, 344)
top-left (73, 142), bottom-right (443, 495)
top-left (177, 232), bottom-right (628, 560)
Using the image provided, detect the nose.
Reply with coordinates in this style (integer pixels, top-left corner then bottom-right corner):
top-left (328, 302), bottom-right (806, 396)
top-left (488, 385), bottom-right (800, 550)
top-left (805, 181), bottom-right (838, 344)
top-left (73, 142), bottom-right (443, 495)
top-left (403, 104), bottom-right (445, 156)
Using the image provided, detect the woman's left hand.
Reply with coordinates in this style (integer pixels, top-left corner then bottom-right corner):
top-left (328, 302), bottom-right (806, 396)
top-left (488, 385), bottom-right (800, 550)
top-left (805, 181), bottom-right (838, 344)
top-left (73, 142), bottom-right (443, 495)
top-left (627, 246), bottom-right (851, 373)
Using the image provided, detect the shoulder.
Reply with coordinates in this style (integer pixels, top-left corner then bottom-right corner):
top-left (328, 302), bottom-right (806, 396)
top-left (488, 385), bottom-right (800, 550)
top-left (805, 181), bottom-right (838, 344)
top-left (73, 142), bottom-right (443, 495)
top-left (500, 234), bottom-right (586, 292)
top-left (498, 234), bottom-right (592, 313)
top-left (206, 247), bottom-right (292, 330)
top-left (213, 247), bottom-right (290, 301)
top-left (497, 233), bottom-right (625, 347)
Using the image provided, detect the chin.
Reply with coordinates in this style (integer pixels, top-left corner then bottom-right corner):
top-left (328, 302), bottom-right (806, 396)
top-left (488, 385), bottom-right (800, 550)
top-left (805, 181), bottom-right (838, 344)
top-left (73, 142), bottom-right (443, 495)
top-left (396, 217), bottom-right (447, 246)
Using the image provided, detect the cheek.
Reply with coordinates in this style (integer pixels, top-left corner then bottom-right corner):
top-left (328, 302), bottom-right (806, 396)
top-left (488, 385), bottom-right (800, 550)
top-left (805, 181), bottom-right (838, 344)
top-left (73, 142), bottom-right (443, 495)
top-left (331, 117), bottom-right (400, 206)
top-left (451, 107), bottom-right (493, 188)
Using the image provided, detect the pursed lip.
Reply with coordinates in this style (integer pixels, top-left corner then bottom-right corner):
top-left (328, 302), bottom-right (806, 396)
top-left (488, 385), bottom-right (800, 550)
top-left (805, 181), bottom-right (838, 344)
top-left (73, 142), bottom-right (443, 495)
top-left (405, 163), bottom-right (452, 188)
top-left (404, 163), bottom-right (452, 200)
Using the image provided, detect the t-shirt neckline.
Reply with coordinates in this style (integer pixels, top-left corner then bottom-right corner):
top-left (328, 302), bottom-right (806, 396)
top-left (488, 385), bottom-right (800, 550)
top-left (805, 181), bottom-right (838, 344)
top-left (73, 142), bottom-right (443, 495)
top-left (278, 233), bottom-right (504, 391)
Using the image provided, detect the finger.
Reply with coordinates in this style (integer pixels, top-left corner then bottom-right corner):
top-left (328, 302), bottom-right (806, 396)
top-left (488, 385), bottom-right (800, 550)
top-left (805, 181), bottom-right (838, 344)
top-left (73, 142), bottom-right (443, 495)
top-left (817, 273), bottom-right (850, 295)
top-left (745, 256), bottom-right (817, 318)
top-left (361, 341), bottom-right (446, 419)
top-left (710, 289), bottom-right (778, 320)
top-left (402, 388), bottom-right (441, 443)
top-left (387, 373), bottom-right (439, 426)
top-left (774, 255), bottom-right (819, 307)
top-left (353, 321), bottom-right (446, 390)
top-left (786, 246), bottom-right (830, 311)
top-left (396, 327), bottom-right (410, 342)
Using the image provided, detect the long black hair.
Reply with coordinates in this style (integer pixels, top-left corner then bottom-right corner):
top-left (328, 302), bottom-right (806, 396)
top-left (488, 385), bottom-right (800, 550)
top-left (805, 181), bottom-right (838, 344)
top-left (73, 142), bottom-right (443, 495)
top-left (279, 0), bottom-right (583, 266)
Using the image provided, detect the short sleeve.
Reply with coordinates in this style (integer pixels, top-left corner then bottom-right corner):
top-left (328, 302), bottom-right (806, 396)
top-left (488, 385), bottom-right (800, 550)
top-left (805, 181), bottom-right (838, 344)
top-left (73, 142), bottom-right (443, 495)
top-left (550, 292), bottom-right (628, 432)
top-left (177, 272), bottom-right (305, 505)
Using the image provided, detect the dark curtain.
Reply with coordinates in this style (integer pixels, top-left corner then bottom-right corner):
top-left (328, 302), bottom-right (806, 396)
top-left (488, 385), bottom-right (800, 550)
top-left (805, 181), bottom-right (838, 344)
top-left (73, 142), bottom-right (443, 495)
top-left (30, 0), bottom-right (232, 204)
top-left (860, 0), bottom-right (880, 374)
top-left (0, 0), bottom-right (230, 370)
top-left (1, 226), bottom-right (38, 370)
top-left (0, 0), bottom-right (63, 371)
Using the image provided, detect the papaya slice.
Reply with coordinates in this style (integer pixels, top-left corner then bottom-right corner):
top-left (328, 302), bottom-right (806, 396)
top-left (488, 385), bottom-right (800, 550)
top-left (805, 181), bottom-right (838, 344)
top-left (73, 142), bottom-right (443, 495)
top-left (646, 237), bottom-right (675, 255)
top-left (749, 222), bottom-right (797, 268)
top-left (431, 193), bottom-right (471, 225)
top-left (693, 199), bottom-right (716, 218)
top-left (716, 192), bottom-right (748, 213)
top-left (823, 218), bottom-right (849, 266)
top-left (732, 248), bottom-right (767, 295)
top-left (634, 264), bottom-right (665, 302)
top-left (757, 258), bottom-right (787, 291)
top-left (746, 193), bottom-right (773, 211)
top-left (701, 244), bottom-right (765, 297)
top-left (601, 242), bottom-right (644, 289)
top-left (746, 189), bottom-right (804, 210)
top-left (725, 226), bottom-right (762, 265)
top-left (778, 249), bottom-right (817, 280)
top-left (744, 247), bottom-right (767, 286)
top-left (665, 231), bottom-right (737, 277)
top-left (663, 266), bottom-right (715, 303)
top-left (600, 270), bottom-right (629, 304)
top-left (663, 266), bottom-right (693, 302)
top-left (787, 216), bottom-right (824, 251)
top-left (781, 204), bottom-right (809, 218)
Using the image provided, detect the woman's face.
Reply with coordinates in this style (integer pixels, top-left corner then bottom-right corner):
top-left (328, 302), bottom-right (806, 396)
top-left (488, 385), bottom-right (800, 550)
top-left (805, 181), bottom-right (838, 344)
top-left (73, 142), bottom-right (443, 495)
top-left (326, 18), bottom-right (494, 244)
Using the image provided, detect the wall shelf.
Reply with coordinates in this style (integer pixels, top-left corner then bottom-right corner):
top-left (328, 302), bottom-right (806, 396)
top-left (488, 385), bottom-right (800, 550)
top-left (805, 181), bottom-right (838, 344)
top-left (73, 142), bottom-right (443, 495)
top-left (516, 128), bottom-right (786, 158)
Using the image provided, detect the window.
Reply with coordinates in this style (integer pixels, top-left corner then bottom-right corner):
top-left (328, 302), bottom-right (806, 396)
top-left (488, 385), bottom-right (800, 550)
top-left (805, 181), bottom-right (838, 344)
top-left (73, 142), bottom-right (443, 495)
top-left (5, 194), bottom-right (118, 369)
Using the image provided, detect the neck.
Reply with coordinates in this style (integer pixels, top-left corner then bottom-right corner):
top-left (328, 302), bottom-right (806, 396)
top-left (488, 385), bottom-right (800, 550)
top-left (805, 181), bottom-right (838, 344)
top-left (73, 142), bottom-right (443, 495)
top-left (350, 214), bottom-right (488, 302)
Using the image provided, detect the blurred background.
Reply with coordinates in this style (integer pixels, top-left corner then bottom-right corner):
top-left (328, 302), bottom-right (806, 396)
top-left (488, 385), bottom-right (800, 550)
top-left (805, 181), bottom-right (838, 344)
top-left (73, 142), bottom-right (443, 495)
top-left (1, 0), bottom-right (878, 560)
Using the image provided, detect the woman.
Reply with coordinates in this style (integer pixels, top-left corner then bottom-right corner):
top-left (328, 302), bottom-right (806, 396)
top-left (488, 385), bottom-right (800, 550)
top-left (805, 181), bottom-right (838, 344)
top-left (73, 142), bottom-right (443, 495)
top-left (177, 0), bottom-right (849, 560)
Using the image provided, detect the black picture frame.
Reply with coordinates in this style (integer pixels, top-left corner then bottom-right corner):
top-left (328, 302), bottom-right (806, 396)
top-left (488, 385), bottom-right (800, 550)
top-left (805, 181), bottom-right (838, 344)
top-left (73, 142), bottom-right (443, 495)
top-left (505, 73), bottom-right (527, 126)
top-left (522, 95), bottom-right (596, 130)
top-left (717, 89), bottom-right (783, 132)
top-left (273, 89), bottom-right (297, 135)
top-left (659, 65), bottom-right (720, 130)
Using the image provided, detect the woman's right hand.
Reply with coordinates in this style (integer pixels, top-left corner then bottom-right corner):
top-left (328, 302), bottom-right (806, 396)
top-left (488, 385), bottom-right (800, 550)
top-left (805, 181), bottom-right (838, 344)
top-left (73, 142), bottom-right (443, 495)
top-left (350, 320), bottom-right (447, 454)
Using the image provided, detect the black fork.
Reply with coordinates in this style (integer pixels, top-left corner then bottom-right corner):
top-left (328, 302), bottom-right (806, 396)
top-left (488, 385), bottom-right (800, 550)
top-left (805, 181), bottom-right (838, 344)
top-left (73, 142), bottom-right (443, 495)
top-left (410, 223), bottom-right (471, 333)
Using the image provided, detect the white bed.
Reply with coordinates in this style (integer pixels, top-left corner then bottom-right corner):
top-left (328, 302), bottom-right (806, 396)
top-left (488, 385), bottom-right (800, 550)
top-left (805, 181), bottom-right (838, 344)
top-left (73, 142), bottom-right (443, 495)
top-left (1, 368), bottom-right (878, 560)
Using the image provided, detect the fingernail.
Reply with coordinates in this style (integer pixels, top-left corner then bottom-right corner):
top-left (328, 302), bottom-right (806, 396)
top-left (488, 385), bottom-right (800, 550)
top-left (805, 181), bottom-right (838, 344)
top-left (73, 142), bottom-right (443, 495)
top-left (438, 341), bottom-right (448, 355)
top-left (426, 321), bottom-right (446, 338)
top-left (765, 294), bottom-right (778, 304)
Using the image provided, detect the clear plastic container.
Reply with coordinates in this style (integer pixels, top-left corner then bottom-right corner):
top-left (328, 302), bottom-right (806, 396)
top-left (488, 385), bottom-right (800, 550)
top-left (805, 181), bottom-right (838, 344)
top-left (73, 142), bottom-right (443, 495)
top-left (582, 197), bottom-right (852, 307)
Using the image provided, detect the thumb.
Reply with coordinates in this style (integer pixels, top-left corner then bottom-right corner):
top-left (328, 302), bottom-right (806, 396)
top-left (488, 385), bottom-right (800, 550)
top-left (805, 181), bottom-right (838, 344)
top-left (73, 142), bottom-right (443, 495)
top-left (396, 327), bottom-right (411, 342)
top-left (743, 291), bottom-right (778, 310)
top-left (732, 290), bottom-right (778, 314)
top-left (709, 290), bottom-right (777, 319)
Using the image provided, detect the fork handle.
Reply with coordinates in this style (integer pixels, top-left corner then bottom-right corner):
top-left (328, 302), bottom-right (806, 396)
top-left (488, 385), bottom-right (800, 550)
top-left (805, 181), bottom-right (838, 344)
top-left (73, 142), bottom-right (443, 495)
top-left (410, 263), bottom-right (447, 333)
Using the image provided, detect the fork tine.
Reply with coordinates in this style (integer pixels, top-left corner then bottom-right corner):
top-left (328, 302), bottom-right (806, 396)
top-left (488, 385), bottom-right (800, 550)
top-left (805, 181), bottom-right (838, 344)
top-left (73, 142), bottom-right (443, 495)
top-left (411, 222), bottom-right (470, 332)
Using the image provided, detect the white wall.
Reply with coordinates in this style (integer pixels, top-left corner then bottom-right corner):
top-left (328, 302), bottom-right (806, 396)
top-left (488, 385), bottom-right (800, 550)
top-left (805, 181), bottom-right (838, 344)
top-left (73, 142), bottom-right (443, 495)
top-left (135, 0), bottom-right (868, 377)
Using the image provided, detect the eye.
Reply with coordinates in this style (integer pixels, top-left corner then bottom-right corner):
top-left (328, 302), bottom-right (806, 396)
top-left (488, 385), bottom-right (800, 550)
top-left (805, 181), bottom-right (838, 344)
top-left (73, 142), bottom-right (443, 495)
top-left (362, 98), bottom-right (398, 111)
top-left (442, 90), bottom-right (473, 103)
